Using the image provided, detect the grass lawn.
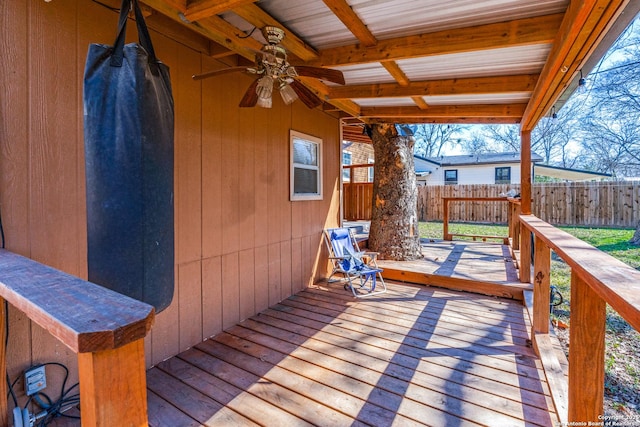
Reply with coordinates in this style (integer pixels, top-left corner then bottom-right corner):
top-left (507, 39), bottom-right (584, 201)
top-left (419, 221), bottom-right (640, 415)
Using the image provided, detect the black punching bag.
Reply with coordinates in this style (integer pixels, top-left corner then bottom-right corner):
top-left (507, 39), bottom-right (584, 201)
top-left (83, 0), bottom-right (174, 312)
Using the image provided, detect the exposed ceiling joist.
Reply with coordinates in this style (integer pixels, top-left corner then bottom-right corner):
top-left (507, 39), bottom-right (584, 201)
top-left (328, 74), bottom-right (538, 99)
top-left (360, 104), bottom-right (526, 121)
top-left (310, 13), bottom-right (564, 67)
top-left (142, 0), bottom-right (260, 60)
top-left (322, 0), bottom-right (377, 47)
top-left (183, 0), bottom-right (257, 21)
top-left (231, 4), bottom-right (320, 61)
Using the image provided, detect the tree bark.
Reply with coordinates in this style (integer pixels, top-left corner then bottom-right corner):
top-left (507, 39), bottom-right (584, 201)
top-left (368, 124), bottom-right (422, 260)
top-left (631, 221), bottom-right (640, 246)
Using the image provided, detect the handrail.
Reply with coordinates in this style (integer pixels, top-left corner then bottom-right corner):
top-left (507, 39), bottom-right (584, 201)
top-left (518, 214), bottom-right (640, 424)
top-left (520, 215), bottom-right (640, 331)
top-left (442, 197), bottom-right (510, 242)
top-left (0, 249), bottom-right (154, 426)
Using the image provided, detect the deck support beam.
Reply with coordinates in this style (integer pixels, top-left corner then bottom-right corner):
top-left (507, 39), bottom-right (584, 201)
top-left (79, 339), bottom-right (149, 427)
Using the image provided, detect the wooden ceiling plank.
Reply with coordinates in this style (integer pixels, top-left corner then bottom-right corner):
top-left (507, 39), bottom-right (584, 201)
top-left (232, 3), bottom-right (319, 61)
top-left (311, 13), bottom-right (564, 67)
top-left (360, 104), bottom-right (526, 118)
top-left (184, 0), bottom-right (257, 21)
top-left (322, 0), bottom-right (377, 47)
top-left (521, 0), bottom-right (628, 130)
top-left (328, 74), bottom-right (539, 99)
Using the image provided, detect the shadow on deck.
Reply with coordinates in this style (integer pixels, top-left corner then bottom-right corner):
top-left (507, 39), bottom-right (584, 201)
top-left (147, 279), bottom-right (558, 426)
top-left (377, 239), bottom-right (532, 300)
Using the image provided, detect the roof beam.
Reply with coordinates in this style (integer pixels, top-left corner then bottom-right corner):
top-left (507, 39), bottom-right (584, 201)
top-left (183, 0), bottom-right (257, 21)
top-left (232, 3), bottom-right (319, 61)
top-left (521, 0), bottom-right (629, 130)
top-left (360, 104), bottom-right (526, 122)
top-left (322, 0), bottom-right (377, 47)
top-left (142, 0), bottom-right (262, 60)
top-left (328, 74), bottom-right (538, 99)
top-left (310, 13), bottom-right (564, 67)
top-left (297, 77), bottom-right (362, 118)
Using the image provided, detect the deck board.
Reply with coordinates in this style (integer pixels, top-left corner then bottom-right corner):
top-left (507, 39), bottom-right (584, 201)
top-left (147, 281), bottom-right (558, 427)
top-left (377, 240), bottom-right (531, 299)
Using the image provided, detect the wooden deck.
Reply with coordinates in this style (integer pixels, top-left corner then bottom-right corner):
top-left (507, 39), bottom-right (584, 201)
top-left (146, 280), bottom-right (558, 426)
top-left (378, 240), bottom-right (531, 300)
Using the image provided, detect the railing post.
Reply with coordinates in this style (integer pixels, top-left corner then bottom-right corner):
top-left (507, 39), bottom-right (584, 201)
top-left (443, 198), bottom-right (451, 240)
top-left (513, 203), bottom-right (521, 250)
top-left (78, 339), bottom-right (149, 427)
top-left (520, 223), bottom-right (531, 283)
top-left (532, 235), bottom-right (550, 339)
top-left (568, 272), bottom-right (605, 422)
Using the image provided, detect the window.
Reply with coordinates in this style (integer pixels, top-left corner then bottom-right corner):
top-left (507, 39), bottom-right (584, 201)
top-left (367, 157), bottom-right (374, 182)
top-left (342, 151), bottom-right (352, 182)
top-left (495, 167), bottom-right (511, 184)
top-left (291, 130), bottom-right (322, 201)
top-left (444, 169), bottom-right (458, 185)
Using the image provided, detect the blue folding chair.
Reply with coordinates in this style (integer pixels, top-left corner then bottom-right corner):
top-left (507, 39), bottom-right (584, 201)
top-left (323, 227), bottom-right (386, 297)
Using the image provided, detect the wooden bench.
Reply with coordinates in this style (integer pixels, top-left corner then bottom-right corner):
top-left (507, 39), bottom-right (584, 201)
top-left (0, 249), bottom-right (155, 426)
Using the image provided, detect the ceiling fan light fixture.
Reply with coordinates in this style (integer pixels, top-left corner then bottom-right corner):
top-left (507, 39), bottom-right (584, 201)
top-left (280, 82), bottom-right (298, 105)
top-left (255, 75), bottom-right (274, 108)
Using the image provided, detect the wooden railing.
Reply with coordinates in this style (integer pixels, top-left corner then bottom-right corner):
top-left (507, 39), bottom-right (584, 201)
top-left (442, 197), bottom-right (511, 243)
top-left (518, 215), bottom-right (640, 424)
top-left (343, 163), bottom-right (374, 221)
top-left (0, 249), bottom-right (154, 426)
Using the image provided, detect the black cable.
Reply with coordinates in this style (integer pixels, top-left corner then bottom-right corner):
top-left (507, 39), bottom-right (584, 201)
top-left (238, 26), bottom-right (257, 39)
top-left (91, 0), bottom-right (120, 13)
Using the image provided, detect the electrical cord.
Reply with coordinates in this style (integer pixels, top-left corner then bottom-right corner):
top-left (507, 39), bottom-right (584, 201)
top-left (8, 362), bottom-right (80, 426)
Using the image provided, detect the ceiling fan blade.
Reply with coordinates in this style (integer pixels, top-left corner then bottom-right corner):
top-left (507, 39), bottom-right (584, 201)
top-left (294, 65), bottom-right (345, 85)
top-left (290, 80), bottom-right (322, 109)
top-left (192, 66), bottom-right (251, 81)
top-left (239, 79), bottom-right (260, 107)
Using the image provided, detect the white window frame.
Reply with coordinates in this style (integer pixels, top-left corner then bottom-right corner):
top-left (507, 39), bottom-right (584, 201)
top-left (367, 157), bottom-right (374, 182)
top-left (342, 151), bottom-right (352, 182)
top-left (290, 130), bottom-right (323, 201)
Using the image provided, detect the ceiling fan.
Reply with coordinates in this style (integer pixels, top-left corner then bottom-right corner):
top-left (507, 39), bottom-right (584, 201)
top-left (192, 26), bottom-right (345, 109)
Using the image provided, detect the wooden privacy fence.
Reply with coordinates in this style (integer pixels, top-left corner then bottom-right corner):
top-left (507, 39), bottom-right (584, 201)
top-left (417, 181), bottom-right (640, 227)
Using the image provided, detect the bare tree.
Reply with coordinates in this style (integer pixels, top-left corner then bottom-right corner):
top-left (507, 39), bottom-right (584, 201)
top-left (409, 124), bottom-right (465, 157)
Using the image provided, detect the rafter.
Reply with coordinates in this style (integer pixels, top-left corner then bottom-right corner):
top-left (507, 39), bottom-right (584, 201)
top-left (328, 74), bottom-right (538, 99)
top-left (183, 0), bottom-right (257, 21)
top-left (360, 104), bottom-right (526, 120)
top-left (142, 0), bottom-right (260, 60)
top-left (232, 3), bottom-right (319, 61)
top-left (297, 77), bottom-right (362, 118)
top-left (322, 0), bottom-right (377, 47)
top-left (310, 13), bottom-right (564, 67)
top-left (368, 117), bottom-right (522, 125)
top-left (521, 0), bottom-right (628, 130)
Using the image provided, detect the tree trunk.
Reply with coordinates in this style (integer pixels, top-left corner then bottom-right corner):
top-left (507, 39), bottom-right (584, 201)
top-left (368, 124), bottom-right (422, 260)
top-left (631, 221), bottom-right (640, 246)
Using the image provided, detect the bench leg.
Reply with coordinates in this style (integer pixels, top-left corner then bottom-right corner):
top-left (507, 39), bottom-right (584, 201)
top-left (78, 339), bottom-right (148, 427)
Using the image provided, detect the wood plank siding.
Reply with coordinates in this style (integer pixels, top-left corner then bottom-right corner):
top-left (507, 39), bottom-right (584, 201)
top-left (0, 0), bottom-right (340, 405)
top-left (147, 281), bottom-right (559, 426)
